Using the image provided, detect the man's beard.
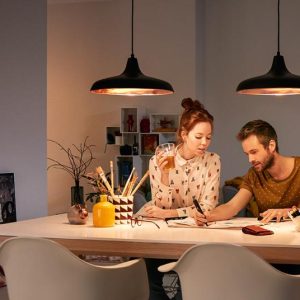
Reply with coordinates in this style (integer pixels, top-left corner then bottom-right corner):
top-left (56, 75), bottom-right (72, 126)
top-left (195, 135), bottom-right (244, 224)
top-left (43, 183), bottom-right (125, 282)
top-left (262, 153), bottom-right (275, 171)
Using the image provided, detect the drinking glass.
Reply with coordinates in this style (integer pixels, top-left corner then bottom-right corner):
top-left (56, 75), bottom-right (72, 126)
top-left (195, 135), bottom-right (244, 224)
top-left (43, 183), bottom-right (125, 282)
top-left (155, 143), bottom-right (175, 170)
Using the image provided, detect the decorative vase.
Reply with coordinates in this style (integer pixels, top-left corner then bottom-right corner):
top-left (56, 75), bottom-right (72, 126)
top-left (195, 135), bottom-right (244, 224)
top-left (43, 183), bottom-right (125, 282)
top-left (67, 204), bottom-right (88, 225)
top-left (140, 116), bottom-right (150, 133)
top-left (71, 180), bottom-right (84, 205)
top-left (93, 194), bottom-right (115, 227)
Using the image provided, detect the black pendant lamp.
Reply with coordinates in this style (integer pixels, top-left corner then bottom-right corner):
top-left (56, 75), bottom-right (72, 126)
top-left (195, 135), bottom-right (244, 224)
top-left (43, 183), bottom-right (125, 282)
top-left (90, 0), bottom-right (174, 96)
top-left (236, 0), bottom-right (300, 95)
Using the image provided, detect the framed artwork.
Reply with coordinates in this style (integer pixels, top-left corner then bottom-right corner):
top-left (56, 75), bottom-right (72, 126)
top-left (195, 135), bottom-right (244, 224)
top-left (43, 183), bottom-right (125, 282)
top-left (106, 127), bottom-right (121, 144)
top-left (0, 173), bottom-right (16, 223)
top-left (141, 134), bottom-right (159, 155)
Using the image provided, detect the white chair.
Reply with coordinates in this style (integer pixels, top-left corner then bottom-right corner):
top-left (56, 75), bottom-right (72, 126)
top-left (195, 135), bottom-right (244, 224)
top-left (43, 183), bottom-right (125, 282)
top-left (0, 266), bottom-right (8, 300)
top-left (0, 237), bottom-right (149, 300)
top-left (0, 286), bottom-right (8, 300)
top-left (158, 243), bottom-right (300, 300)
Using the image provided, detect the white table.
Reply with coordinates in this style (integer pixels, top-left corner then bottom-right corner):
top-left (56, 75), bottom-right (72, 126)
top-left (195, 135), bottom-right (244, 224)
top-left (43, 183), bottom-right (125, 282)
top-left (0, 214), bottom-right (299, 264)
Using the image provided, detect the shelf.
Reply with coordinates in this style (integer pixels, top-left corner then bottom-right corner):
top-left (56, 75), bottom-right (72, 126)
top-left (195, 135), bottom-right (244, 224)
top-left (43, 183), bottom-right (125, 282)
top-left (106, 127), bottom-right (121, 144)
top-left (120, 108), bottom-right (138, 133)
top-left (150, 114), bottom-right (179, 133)
top-left (116, 156), bottom-right (143, 187)
top-left (112, 108), bottom-right (179, 187)
top-left (141, 134), bottom-right (159, 155)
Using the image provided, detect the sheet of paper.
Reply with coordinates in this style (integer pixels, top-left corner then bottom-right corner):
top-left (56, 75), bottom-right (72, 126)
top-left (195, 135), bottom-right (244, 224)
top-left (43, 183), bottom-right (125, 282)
top-left (167, 217), bottom-right (264, 229)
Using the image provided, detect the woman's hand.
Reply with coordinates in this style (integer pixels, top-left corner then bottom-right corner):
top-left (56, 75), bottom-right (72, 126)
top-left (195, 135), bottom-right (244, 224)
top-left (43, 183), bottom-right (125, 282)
top-left (156, 152), bottom-right (170, 175)
top-left (259, 208), bottom-right (290, 223)
top-left (144, 205), bottom-right (178, 219)
top-left (144, 205), bottom-right (167, 218)
top-left (156, 152), bottom-right (171, 186)
top-left (194, 210), bottom-right (210, 226)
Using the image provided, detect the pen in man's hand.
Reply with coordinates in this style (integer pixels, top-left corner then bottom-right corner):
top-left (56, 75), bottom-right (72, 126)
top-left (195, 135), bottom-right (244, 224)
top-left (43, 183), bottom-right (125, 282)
top-left (193, 199), bottom-right (208, 226)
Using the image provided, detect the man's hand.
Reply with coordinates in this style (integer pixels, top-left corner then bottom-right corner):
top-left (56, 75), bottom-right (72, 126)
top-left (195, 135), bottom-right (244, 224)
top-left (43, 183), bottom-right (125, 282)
top-left (259, 208), bottom-right (290, 223)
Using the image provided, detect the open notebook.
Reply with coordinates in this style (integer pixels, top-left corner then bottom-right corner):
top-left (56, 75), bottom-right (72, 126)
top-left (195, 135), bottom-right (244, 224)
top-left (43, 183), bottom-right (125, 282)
top-left (166, 217), bottom-right (264, 229)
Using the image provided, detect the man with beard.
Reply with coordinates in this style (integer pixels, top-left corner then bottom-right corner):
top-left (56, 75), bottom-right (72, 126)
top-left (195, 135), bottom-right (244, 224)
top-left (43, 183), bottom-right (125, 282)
top-left (195, 119), bottom-right (300, 225)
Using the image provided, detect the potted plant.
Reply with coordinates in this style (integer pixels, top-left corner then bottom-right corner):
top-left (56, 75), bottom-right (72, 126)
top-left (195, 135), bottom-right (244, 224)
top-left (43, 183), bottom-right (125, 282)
top-left (47, 137), bottom-right (95, 206)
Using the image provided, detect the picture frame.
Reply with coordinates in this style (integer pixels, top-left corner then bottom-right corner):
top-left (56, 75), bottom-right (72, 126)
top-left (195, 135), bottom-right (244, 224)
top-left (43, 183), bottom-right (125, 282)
top-left (106, 126), bottom-right (121, 144)
top-left (141, 134), bottom-right (159, 155)
top-left (0, 173), bottom-right (16, 223)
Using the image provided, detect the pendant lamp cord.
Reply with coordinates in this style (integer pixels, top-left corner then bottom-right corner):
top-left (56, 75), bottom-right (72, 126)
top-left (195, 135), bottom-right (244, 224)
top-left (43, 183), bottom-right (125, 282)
top-left (277, 0), bottom-right (280, 55)
top-left (131, 0), bottom-right (134, 57)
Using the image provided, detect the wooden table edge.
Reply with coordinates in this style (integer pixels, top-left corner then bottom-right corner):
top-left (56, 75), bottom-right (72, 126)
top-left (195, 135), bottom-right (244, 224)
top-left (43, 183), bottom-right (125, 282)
top-left (0, 235), bottom-right (299, 264)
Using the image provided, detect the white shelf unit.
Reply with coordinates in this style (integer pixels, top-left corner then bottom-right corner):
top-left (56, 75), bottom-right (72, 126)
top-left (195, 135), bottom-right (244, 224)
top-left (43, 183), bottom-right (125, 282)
top-left (120, 107), bottom-right (139, 134)
top-left (150, 113), bottom-right (179, 134)
top-left (114, 108), bottom-right (179, 187)
top-left (115, 155), bottom-right (143, 188)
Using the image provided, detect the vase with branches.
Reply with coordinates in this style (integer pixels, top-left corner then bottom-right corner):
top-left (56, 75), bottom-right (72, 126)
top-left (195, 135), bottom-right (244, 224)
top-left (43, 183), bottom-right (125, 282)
top-left (47, 137), bottom-right (95, 206)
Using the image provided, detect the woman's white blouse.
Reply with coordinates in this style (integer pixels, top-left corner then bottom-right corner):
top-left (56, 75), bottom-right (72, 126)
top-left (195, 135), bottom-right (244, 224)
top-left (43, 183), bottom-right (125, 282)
top-left (149, 151), bottom-right (221, 217)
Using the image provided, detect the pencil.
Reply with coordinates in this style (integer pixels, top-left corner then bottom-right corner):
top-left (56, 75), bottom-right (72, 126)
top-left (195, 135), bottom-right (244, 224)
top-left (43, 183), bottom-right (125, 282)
top-left (127, 173), bottom-right (138, 196)
top-left (110, 160), bottom-right (114, 194)
top-left (130, 170), bottom-right (149, 196)
top-left (121, 167), bottom-right (135, 197)
top-left (96, 166), bottom-right (115, 197)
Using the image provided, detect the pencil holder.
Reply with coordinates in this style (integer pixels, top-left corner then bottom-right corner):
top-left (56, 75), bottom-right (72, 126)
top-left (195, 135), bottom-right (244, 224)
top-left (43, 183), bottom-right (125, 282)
top-left (110, 195), bottom-right (134, 224)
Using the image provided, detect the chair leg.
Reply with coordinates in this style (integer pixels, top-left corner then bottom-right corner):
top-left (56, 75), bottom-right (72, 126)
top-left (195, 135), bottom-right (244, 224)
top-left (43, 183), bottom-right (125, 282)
top-left (145, 258), bottom-right (183, 300)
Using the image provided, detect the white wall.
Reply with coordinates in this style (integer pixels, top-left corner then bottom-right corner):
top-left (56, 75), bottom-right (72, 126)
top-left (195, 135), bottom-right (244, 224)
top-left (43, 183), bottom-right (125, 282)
top-left (0, 0), bottom-right (47, 220)
top-left (202, 0), bottom-right (300, 183)
top-left (47, 0), bottom-right (197, 214)
top-left (48, 0), bottom-right (300, 214)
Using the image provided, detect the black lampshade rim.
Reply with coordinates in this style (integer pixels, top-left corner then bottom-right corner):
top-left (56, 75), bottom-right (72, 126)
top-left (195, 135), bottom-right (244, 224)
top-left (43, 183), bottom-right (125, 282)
top-left (91, 76), bottom-right (174, 90)
top-left (237, 54), bottom-right (300, 93)
top-left (237, 75), bottom-right (300, 90)
top-left (236, 0), bottom-right (300, 95)
top-left (90, 0), bottom-right (174, 96)
top-left (90, 55), bottom-right (174, 94)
